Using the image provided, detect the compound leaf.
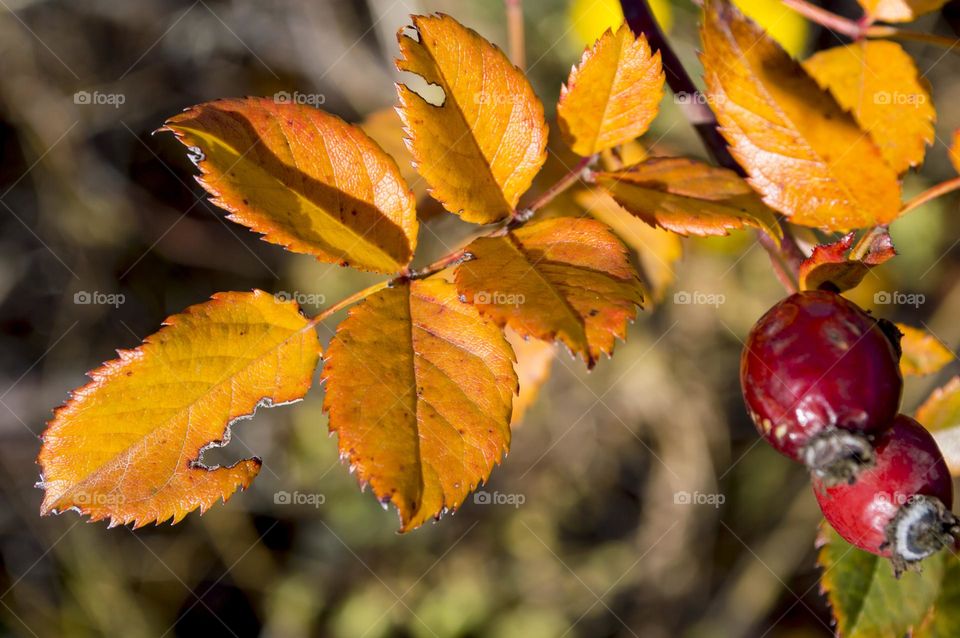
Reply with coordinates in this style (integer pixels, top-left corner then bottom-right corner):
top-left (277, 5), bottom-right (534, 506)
top-left (322, 278), bottom-right (517, 532)
top-left (557, 24), bottom-right (664, 156)
top-left (38, 291), bottom-right (321, 527)
top-left (898, 324), bottom-right (954, 377)
top-left (701, 0), bottom-right (901, 231)
top-left (454, 217), bottom-right (642, 368)
top-left (162, 97), bottom-right (418, 274)
top-left (595, 156), bottom-right (782, 242)
top-left (804, 41), bottom-right (935, 174)
top-left (396, 13), bottom-right (548, 224)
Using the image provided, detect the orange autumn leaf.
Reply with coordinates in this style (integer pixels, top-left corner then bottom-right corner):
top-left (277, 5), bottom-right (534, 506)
top-left (454, 217), bottom-right (643, 367)
top-left (798, 230), bottom-right (895, 292)
top-left (595, 157), bottom-right (782, 242)
top-left (396, 13), bottom-right (548, 224)
top-left (38, 291), bottom-right (321, 527)
top-left (557, 24), bottom-right (664, 156)
top-left (162, 97), bottom-right (418, 274)
top-left (322, 278), bottom-right (517, 532)
top-left (359, 107), bottom-right (428, 202)
top-left (804, 41), bottom-right (935, 174)
top-left (506, 327), bottom-right (556, 426)
top-left (857, 0), bottom-right (948, 22)
top-left (700, 0), bottom-right (901, 231)
top-left (575, 189), bottom-right (682, 303)
top-left (897, 324), bottom-right (954, 376)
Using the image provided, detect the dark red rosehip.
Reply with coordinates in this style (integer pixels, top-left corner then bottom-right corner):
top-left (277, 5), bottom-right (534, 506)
top-left (813, 415), bottom-right (957, 575)
top-left (741, 290), bottom-right (902, 483)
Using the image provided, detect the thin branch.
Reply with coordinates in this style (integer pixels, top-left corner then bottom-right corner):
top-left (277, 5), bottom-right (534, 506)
top-left (866, 25), bottom-right (960, 52)
top-left (900, 176), bottom-right (960, 216)
top-left (307, 279), bottom-right (391, 327)
top-left (505, 0), bottom-right (526, 69)
top-left (518, 154), bottom-right (596, 217)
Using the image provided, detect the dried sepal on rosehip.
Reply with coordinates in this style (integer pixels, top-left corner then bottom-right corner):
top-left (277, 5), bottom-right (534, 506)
top-left (741, 290), bottom-right (903, 484)
top-left (813, 415), bottom-right (958, 576)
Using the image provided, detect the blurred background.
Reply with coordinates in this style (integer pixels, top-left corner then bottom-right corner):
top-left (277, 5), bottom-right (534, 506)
top-left (1, 0), bottom-right (959, 636)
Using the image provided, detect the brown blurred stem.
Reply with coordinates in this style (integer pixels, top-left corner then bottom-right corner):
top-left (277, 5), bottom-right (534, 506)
top-left (900, 175), bottom-right (960, 215)
top-left (866, 26), bottom-right (960, 52)
top-left (619, 0), bottom-right (803, 289)
top-left (505, 0), bottom-right (526, 69)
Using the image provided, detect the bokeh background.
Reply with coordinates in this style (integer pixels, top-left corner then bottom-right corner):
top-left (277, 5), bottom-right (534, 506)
top-left (1, 0), bottom-right (959, 636)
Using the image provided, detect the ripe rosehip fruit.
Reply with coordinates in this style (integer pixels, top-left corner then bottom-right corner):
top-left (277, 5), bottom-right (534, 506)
top-left (813, 415), bottom-right (957, 574)
top-left (741, 290), bottom-right (902, 483)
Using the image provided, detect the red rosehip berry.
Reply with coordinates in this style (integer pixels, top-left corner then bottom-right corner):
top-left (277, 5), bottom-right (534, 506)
top-left (813, 415), bottom-right (957, 575)
top-left (741, 290), bottom-right (903, 483)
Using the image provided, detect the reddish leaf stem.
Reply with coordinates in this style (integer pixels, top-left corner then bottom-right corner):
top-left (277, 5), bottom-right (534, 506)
top-left (518, 154), bottom-right (596, 218)
top-left (900, 175), bottom-right (960, 216)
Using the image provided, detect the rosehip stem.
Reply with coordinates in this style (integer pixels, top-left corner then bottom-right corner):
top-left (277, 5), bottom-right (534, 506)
top-left (505, 0), bottom-right (526, 69)
top-left (866, 25), bottom-right (960, 52)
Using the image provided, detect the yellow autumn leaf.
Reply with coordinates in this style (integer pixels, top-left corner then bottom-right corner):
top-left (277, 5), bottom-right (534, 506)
top-left (38, 291), bottom-right (321, 527)
top-left (804, 41), bottom-right (935, 174)
top-left (595, 157), bottom-right (783, 242)
top-left (857, 0), bottom-right (948, 22)
top-left (916, 377), bottom-right (960, 476)
top-left (322, 278), bottom-right (517, 532)
top-left (506, 327), bottom-right (555, 426)
top-left (898, 323), bottom-right (955, 376)
top-left (701, 0), bottom-right (901, 231)
top-left (162, 98), bottom-right (418, 274)
top-left (396, 14), bottom-right (548, 224)
top-left (557, 24), bottom-right (664, 156)
top-left (575, 189), bottom-right (682, 303)
top-left (454, 217), bottom-right (643, 367)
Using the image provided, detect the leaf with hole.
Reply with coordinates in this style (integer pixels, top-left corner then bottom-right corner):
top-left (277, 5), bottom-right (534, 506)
top-left (38, 291), bottom-right (321, 527)
top-left (396, 13), bottom-right (548, 224)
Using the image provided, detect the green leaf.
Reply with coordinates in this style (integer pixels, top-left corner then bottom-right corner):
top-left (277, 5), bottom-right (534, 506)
top-left (819, 524), bottom-right (948, 637)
